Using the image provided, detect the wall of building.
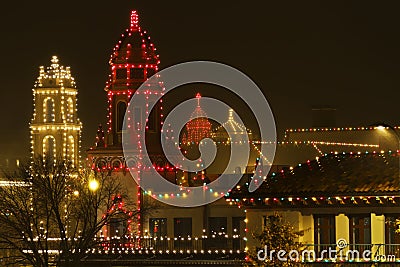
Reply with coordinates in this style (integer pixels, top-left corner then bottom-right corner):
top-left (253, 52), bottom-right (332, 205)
top-left (245, 209), bottom-right (392, 257)
top-left (143, 197), bottom-right (246, 238)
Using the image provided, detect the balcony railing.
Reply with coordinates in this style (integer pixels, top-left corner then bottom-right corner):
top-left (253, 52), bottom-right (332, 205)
top-left (97, 235), bottom-right (246, 253)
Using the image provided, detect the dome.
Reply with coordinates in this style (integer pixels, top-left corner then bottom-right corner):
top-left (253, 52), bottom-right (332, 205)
top-left (184, 94), bottom-right (212, 144)
top-left (212, 109), bottom-right (252, 143)
top-left (110, 10), bottom-right (159, 65)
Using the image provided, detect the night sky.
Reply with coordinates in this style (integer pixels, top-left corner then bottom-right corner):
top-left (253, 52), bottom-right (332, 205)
top-left (0, 1), bottom-right (399, 166)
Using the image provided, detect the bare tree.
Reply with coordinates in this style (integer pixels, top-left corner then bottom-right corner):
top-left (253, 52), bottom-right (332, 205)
top-left (0, 157), bottom-right (141, 267)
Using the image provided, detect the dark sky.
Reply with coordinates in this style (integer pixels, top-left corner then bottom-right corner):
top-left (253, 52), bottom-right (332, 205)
top-left (0, 1), bottom-right (400, 165)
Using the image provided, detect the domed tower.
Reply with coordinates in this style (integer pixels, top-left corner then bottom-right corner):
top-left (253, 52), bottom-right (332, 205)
top-left (104, 10), bottom-right (162, 147)
top-left (87, 10), bottom-right (164, 237)
top-left (183, 93), bottom-right (212, 144)
top-left (88, 10), bottom-right (163, 172)
top-left (30, 56), bottom-right (82, 167)
top-left (88, 11), bottom-right (163, 170)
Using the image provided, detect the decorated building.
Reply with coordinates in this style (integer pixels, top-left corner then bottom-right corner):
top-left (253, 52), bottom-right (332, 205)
top-left (85, 10), bottom-right (400, 265)
top-left (30, 56), bottom-right (82, 167)
top-left (87, 10), bottom-right (165, 236)
top-left (225, 125), bottom-right (400, 264)
top-left (86, 10), bottom-right (249, 245)
top-left (87, 10), bottom-right (163, 166)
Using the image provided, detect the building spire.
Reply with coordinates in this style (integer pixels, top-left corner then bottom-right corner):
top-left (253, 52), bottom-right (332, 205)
top-left (196, 93), bottom-right (201, 107)
top-left (130, 10), bottom-right (139, 31)
top-left (228, 109), bottom-right (234, 121)
top-left (51, 55), bottom-right (59, 69)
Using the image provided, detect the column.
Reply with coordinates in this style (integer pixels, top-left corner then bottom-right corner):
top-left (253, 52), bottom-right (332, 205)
top-left (336, 214), bottom-right (349, 243)
top-left (371, 213), bottom-right (385, 259)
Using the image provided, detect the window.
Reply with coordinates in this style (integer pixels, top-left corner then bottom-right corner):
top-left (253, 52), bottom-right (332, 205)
top-left (116, 68), bottom-right (127, 79)
top-left (116, 102), bottom-right (127, 132)
top-left (109, 218), bottom-right (127, 237)
top-left (209, 217), bottom-right (227, 235)
top-left (44, 98), bottom-right (55, 122)
top-left (96, 158), bottom-right (107, 169)
top-left (232, 217), bottom-right (245, 250)
top-left (43, 136), bottom-right (56, 159)
top-left (208, 217), bottom-right (227, 248)
top-left (386, 215), bottom-right (400, 244)
top-left (112, 159), bottom-right (122, 169)
top-left (385, 215), bottom-right (400, 257)
top-left (67, 136), bottom-right (75, 165)
top-left (174, 218), bottom-right (192, 249)
top-left (349, 215), bottom-right (371, 253)
top-left (174, 218), bottom-right (192, 237)
top-left (149, 218), bottom-right (167, 237)
top-left (130, 68), bottom-right (144, 79)
top-left (67, 98), bottom-right (74, 122)
top-left (314, 215), bottom-right (336, 255)
top-left (314, 216), bottom-right (336, 244)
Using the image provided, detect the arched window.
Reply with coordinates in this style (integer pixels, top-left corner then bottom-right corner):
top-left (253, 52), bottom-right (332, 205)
top-left (147, 102), bottom-right (157, 131)
top-left (67, 98), bottom-right (74, 122)
top-left (96, 158), bottom-right (107, 169)
top-left (116, 102), bottom-right (127, 132)
top-left (43, 98), bottom-right (55, 122)
top-left (43, 136), bottom-right (56, 160)
top-left (67, 136), bottom-right (75, 165)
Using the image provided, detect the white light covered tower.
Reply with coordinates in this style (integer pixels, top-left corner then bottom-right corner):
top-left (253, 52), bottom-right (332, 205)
top-left (30, 56), bottom-right (82, 167)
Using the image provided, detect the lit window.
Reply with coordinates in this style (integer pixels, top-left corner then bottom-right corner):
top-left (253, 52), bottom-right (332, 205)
top-left (43, 136), bottom-right (56, 160)
top-left (150, 218), bottom-right (167, 237)
top-left (44, 98), bottom-right (55, 122)
top-left (67, 136), bottom-right (75, 165)
top-left (67, 98), bottom-right (74, 122)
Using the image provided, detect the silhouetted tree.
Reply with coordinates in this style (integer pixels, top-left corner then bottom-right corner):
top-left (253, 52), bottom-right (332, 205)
top-left (0, 157), bottom-right (141, 267)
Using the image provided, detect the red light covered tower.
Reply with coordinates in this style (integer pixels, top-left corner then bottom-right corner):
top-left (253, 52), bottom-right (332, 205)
top-left (88, 10), bottom-right (163, 171)
top-left (87, 10), bottom-right (164, 237)
top-left (105, 10), bottom-right (162, 147)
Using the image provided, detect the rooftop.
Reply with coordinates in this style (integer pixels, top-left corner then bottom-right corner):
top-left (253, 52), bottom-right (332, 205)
top-left (229, 151), bottom-right (400, 199)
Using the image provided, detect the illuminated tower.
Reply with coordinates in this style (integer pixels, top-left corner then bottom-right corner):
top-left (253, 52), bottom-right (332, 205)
top-left (30, 56), bottom-right (82, 167)
top-left (104, 10), bottom-right (162, 148)
top-left (89, 10), bottom-right (163, 168)
top-left (87, 10), bottom-right (164, 237)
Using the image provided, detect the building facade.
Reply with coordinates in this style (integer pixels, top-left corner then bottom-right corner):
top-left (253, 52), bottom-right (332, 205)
top-left (228, 150), bottom-right (400, 263)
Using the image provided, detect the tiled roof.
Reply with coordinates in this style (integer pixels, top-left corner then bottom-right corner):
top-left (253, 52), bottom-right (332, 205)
top-left (231, 151), bottom-right (400, 198)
